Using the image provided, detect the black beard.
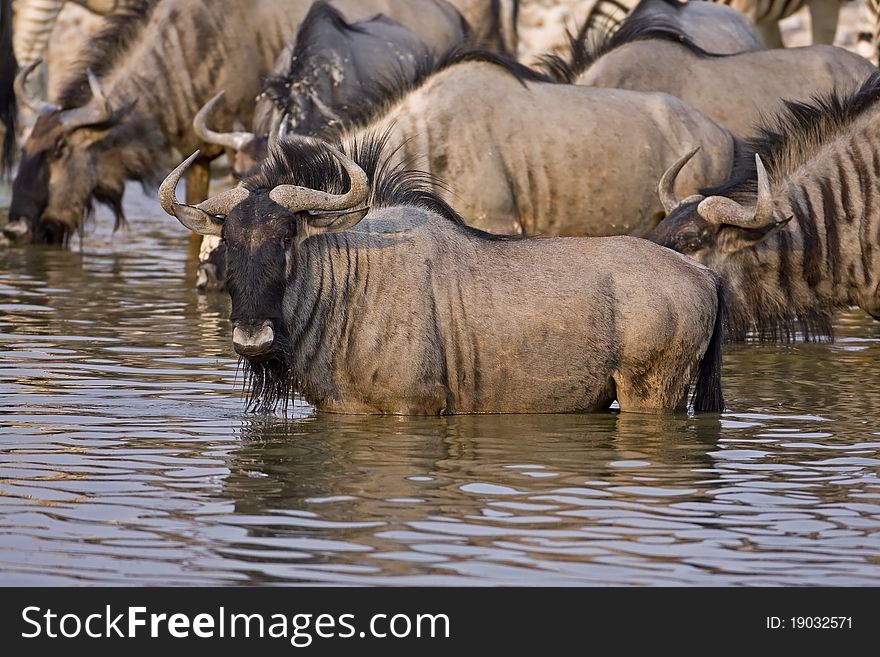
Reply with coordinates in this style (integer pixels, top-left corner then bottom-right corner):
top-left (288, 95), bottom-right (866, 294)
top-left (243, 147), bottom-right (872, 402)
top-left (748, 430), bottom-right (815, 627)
top-left (239, 335), bottom-right (294, 414)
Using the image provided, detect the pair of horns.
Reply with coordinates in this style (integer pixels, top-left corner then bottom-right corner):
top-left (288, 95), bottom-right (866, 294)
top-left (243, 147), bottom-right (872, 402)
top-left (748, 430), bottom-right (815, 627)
top-left (15, 61), bottom-right (112, 130)
top-left (158, 145), bottom-right (369, 236)
top-left (659, 148), bottom-right (775, 228)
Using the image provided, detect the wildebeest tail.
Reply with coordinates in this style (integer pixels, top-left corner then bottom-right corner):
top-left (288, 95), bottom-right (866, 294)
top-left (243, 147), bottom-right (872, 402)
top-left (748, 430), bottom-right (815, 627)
top-left (0, 0), bottom-right (15, 175)
top-left (692, 276), bottom-right (725, 412)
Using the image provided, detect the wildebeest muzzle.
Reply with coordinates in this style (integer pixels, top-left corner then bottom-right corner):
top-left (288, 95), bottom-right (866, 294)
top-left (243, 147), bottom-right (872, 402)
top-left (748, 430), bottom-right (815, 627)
top-left (232, 320), bottom-right (275, 358)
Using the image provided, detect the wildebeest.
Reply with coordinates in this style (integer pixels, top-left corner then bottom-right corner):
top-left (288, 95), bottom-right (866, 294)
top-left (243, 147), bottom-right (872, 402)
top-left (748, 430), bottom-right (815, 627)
top-left (650, 71), bottom-right (880, 341)
top-left (344, 52), bottom-right (735, 237)
top-left (578, 0), bottom-right (763, 55)
top-left (195, 50), bottom-right (735, 291)
top-left (5, 0), bottom-right (473, 245)
top-left (585, 0), bottom-right (844, 49)
top-left (196, 0), bottom-right (470, 179)
top-left (1, 0), bottom-right (14, 175)
top-left (558, 13), bottom-right (874, 138)
top-left (159, 134), bottom-right (725, 414)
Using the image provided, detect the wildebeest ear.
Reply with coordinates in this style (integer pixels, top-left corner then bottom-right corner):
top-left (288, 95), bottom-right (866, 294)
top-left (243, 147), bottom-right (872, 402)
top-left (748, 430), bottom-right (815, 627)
top-left (171, 204), bottom-right (224, 237)
top-left (716, 216), bottom-right (792, 253)
top-left (303, 206), bottom-right (369, 237)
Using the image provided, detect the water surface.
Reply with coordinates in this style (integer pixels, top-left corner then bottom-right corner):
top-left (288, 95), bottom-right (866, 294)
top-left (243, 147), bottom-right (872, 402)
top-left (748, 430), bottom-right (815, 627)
top-left (1, 184), bottom-right (879, 585)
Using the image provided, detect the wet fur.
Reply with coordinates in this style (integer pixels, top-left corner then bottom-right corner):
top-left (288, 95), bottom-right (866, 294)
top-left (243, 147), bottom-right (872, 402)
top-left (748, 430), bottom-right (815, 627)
top-left (262, 42), bottom-right (552, 141)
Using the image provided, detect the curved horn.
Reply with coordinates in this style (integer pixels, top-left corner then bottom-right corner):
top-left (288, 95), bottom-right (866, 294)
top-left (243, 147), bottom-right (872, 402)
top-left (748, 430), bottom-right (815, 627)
top-left (14, 61), bottom-right (60, 114)
top-left (57, 68), bottom-right (112, 131)
top-left (159, 151), bottom-right (251, 236)
top-left (698, 154), bottom-right (776, 229)
top-left (193, 92), bottom-right (256, 151)
top-left (159, 151), bottom-right (200, 216)
top-left (268, 144), bottom-right (368, 214)
top-left (659, 147), bottom-right (700, 213)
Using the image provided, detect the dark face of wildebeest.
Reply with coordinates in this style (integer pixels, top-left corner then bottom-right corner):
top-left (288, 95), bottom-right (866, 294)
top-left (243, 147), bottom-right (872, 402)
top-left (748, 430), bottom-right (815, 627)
top-left (5, 65), bottom-right (139, 245)
top-left (159, 146), bottom-right (368, 363)
top-left (650, 148), bottom-right (791, 267)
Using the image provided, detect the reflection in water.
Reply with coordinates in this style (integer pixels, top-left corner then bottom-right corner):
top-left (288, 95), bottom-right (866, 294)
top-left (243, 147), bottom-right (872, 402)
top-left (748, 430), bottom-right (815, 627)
top-left (0, 184), bottom-right (879, 585)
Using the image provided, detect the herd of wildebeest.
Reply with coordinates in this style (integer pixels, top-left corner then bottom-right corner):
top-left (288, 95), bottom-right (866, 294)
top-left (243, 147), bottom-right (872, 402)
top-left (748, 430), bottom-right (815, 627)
top-left (1, 0), bottom-right (880, 416)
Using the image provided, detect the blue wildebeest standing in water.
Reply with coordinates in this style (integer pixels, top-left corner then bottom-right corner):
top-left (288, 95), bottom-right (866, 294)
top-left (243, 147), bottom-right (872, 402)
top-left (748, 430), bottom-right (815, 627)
top-left (159, 134), bottom-right (726, 415)
top-left (651, 71), bottom-right (880, 341)
top-left (4, 0), bottom-right (478, 245)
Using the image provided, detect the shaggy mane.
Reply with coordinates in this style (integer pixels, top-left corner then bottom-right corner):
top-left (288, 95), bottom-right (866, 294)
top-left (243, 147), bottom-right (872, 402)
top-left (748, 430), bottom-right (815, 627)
top-left (56, 0), bottom-right (159, 108)
top-left (244, 131), bottom-right (503, 237)
top-left (704, 71), bottom-right (880, 204)
top-left (679, 73), bottom-right (880, 343)
top-left (540, 2), bottom-right (717, 83)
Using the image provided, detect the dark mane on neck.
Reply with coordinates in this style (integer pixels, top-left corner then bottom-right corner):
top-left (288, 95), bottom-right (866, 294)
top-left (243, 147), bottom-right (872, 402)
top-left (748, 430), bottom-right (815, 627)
top-left (245, 131), bottom-right (513, 240)
top-left (56, 0), bottom-right (159, 108)
top-left (540, 6), bottom-right (717, 83)
top-left (692, 72), bottom-right (880, 343)
top-left (703, 71), bottom-right (880, 203)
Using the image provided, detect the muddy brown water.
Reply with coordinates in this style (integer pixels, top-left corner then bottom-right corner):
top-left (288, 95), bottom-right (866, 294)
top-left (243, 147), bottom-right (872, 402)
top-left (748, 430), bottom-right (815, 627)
top-left (0, 182), bottom-right (879, 585)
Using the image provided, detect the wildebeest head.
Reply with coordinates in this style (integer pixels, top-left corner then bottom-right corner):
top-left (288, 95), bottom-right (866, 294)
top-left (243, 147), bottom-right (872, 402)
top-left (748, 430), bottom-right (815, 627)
top-left (6, 63), bottom-right (134, 245)
top-left (650, 148), bottom-right (791, 265)
top-left (159, 144), bottom-right (369, 368)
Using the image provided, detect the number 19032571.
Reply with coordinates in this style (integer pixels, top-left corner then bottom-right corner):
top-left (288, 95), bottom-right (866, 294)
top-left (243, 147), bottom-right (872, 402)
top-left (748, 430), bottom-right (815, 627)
top-left (766, 617), bottom-right (852, 629)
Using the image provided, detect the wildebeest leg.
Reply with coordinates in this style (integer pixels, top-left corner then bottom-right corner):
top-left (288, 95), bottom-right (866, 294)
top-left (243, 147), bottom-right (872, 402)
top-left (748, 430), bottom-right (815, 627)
top-left (807, 0), bottom-right (841, 44)
top-left (184, 156), bottom-right (211, 204)
top-left (613, 359), bottom-right (694, 413)
top-left (756, 22), bottom-right (784, 48)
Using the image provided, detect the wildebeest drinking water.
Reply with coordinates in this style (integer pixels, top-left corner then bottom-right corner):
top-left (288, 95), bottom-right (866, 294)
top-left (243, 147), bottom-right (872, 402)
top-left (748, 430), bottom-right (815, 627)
top-left (3, 0), bottom-right (476, 246)
top-left (159, 135), bottom-right (725, 415)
